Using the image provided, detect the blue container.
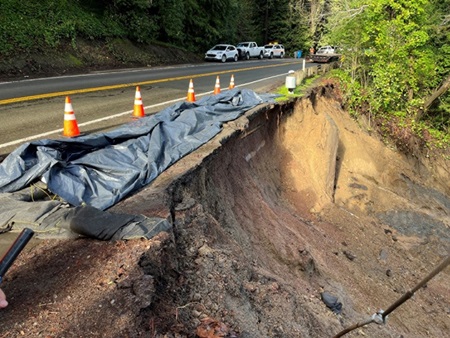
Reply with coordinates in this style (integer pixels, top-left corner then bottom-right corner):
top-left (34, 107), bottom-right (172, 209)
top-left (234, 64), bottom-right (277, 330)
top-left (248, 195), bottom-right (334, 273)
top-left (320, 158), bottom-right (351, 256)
top-left (296, 50), bottom-right (303, 58)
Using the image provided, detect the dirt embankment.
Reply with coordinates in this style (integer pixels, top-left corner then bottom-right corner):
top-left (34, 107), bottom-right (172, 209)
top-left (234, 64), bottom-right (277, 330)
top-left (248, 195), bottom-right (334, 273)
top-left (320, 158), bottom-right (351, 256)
top-left (0, 39), bottom-right (203, 81)
top-left (0, 84), bottom-right (449, 337)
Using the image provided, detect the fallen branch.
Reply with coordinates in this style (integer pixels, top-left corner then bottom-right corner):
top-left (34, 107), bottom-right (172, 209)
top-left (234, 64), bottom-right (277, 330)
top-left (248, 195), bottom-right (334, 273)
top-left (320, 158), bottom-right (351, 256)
top-left (417, 74), bottom-right (450, 120)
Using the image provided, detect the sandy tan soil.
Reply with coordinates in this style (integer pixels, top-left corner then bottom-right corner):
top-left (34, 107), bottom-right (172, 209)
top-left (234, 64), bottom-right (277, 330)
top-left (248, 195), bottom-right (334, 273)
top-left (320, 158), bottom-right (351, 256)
top-left (0, 82), bottom-right (449, 338)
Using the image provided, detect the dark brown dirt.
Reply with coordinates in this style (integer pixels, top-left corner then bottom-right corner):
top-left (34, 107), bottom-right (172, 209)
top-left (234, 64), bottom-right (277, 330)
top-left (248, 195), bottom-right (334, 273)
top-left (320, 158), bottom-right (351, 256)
top-left (0, 83), bottom-right (449, 338)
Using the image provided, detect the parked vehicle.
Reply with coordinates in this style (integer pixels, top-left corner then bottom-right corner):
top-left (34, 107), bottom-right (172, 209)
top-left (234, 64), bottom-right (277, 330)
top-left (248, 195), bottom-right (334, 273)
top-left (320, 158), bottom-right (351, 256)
top-left (236, 42), bottom-right (264, 60)
top-left (263, 44), bottom-right (285, 58)
top-left (205, 44), bottom-right (239, 62)
top-left (316, 45), bottom-right (336, 54)
top-left (311, 54), bottom-right (340, 63)
top-left (312, 45), bottom-right (340, 63)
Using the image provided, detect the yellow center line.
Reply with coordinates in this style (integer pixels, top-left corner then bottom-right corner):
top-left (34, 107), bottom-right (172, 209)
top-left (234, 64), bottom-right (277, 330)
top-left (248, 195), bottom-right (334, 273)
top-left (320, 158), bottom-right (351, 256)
top-left (0, 61), bottom-right (302, 105)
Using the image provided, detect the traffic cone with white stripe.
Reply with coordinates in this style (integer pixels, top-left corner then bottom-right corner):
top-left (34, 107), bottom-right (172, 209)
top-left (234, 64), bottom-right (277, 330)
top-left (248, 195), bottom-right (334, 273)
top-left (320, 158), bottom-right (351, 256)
top-left (132, 86), bottom-right (145, 119)
top-left (187, 79), bottom-right (196, 102)
top-left (214, 76), bottom-right (221, 94)
top-left (229, 74), bottom-right (235, 89)
top-left (63, 96), bottom-right (80, 137)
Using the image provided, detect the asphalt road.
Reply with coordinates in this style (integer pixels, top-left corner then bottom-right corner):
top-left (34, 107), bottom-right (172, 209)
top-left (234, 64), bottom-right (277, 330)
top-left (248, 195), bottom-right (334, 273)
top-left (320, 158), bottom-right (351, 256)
top-left (0, 58), bottom-right (309, 156)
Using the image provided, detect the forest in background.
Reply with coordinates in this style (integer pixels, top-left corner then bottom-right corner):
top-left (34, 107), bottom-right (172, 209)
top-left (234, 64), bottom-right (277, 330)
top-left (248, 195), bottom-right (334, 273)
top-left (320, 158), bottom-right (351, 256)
top-left (0, 0), bottom-right (449, 151)
top-left (0, 0), bottom-right (312, 55)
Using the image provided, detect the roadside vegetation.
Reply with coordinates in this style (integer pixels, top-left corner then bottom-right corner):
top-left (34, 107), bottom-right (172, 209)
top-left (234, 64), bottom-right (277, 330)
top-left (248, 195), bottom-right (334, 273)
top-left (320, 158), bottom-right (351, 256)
top-left (322, 0), bottom-right (450, 155)
top-left (0, 0), bottom-right (448, 155)
top-left (0, 0), bottom-right (311, 57)
top-left (276, 75), bottom-right (321, 100)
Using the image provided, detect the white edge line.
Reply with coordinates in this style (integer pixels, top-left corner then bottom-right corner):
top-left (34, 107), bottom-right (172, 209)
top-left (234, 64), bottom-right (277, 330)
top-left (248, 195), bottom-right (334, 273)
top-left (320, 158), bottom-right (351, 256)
top-left (0, 73), bottom-right (285, 150)
top-left (0, 63), bottom-right (200, 85)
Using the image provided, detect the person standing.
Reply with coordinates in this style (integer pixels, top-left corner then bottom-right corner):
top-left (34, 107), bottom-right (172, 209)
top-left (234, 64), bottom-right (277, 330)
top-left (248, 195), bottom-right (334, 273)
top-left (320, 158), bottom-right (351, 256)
top-left (309, 46), bottom-right (315, 61)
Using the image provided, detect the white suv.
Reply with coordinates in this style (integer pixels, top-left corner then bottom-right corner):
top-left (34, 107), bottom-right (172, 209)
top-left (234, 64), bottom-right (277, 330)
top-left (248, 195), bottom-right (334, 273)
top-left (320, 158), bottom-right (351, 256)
top-left (205, 44), bottom-right (239, 62)
top-left (263, 44), bottom-right (285, 58)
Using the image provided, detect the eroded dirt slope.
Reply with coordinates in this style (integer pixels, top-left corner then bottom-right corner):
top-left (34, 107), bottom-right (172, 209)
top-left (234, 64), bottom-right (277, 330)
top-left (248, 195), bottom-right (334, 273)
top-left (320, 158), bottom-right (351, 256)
top-left (157, 85), bottom-right (449, 337)
top-left (0, 84), bottom-right (448, 338)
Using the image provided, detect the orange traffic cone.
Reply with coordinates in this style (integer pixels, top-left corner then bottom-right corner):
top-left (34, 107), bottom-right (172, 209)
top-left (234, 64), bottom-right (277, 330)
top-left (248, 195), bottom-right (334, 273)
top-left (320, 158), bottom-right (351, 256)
top-left (229, 74), bottom-right (235, 89)
top-left (187, 79), bottom-right (196, 102)
top-left (214, 76), bottom-right (221, 95)
top-left (63, 96), bottom-right (80, 137)
top-left (132, 86), bottom-right (145, 118)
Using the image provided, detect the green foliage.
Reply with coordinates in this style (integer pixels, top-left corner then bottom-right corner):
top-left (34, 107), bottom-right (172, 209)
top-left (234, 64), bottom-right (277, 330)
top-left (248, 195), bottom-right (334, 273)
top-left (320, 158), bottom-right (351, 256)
top-left (154, 0), bottom-right (186, 44)
top-left (426, 0), bottom-right (450, 121)
top-left (0, 0), bottom-right (126, 55)
top-left (325, 0), bottom-right (449, 139)
top-left (365, 0), bottom-right (437, 113)
top-left (0, 0), bottom-right (314, 56)
top-left (412, 120), bottom-right (450, 150)
top-left (329, 69), bottom-right (366, 118)
top-left (276, 75), bottom-right (321, 101)
top-left (250, 0), bottom-right (310, 52)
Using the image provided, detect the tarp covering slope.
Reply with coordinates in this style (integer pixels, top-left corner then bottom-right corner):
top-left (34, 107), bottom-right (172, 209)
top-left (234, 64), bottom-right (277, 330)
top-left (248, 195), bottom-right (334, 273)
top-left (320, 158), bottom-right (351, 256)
top-left (0, 188), bottom-right (171, 240)
top-left (0, 89), bottom-right (276, 212)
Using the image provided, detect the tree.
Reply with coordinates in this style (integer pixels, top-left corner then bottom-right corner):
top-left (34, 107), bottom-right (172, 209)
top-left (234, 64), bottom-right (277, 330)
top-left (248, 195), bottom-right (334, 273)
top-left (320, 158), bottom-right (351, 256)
top-left (420, 75), bottom-right (450, 116)
top-left (418, 0), bottom-right (450, 126)
top-left (325, 0), bottom-right (443, 117)
top-left (154, 0), bottom-right (186, 45)
top-left (103, 0), bottom-right (158, 43)
top-left (299, 0), bottom-right (331, 46)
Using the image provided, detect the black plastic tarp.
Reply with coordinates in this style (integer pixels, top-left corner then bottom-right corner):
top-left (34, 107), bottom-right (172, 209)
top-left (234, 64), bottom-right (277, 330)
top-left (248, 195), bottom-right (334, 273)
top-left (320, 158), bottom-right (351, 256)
top-left (0, 88), bottom-right (276, 214)
top-left (0, 188), bottom-right (171, 240)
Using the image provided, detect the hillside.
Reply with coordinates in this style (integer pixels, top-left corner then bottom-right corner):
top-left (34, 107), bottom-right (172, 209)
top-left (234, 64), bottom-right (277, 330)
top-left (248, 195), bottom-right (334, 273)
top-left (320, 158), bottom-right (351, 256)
top-left (0, 82), bottom-right (448, 337)
top-left (0, 38), bottom-right (203, 81)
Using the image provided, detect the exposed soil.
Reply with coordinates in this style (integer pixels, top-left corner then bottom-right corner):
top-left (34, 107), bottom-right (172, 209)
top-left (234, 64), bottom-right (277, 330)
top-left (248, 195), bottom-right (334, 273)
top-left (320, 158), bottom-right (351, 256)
top-left (0, 81), bottom-right (448, 337)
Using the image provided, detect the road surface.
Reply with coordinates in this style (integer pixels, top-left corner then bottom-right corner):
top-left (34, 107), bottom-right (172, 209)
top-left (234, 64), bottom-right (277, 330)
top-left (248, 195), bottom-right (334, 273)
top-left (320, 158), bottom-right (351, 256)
top-left (0, 58), bottom-right (309, 156)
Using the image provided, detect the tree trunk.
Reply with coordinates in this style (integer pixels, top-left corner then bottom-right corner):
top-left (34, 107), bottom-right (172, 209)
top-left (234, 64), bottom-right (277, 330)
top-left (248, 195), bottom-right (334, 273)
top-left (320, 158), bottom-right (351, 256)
top-left (417, 74), bottom-right (450, 120)
top-left (264, 0), bottom-right (270, 43)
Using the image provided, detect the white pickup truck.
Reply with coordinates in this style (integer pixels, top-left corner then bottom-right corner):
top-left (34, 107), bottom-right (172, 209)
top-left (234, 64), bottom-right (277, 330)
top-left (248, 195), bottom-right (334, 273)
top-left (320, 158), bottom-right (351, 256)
top-left (236, 42), bottom-right (264, 60)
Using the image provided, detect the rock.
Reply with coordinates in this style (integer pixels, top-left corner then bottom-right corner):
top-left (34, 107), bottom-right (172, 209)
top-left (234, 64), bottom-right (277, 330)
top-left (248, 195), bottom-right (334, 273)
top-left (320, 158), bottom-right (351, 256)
top-left (196, 317), bottom-right (229, 338)
top-left (198, 244), bottom-right (214, 257)
top-left (132, 274), bottom-right (155, 308)
top-left (192, 293), bottom-right (202, 301)
top-left (379, 249), bottom-right (388, 261)
top-left (243, 282), bottom-right (257, 292)
top-left (343, 250), bottom-right (356, 261)
top-left (321, 292), bottom-right (343, 314)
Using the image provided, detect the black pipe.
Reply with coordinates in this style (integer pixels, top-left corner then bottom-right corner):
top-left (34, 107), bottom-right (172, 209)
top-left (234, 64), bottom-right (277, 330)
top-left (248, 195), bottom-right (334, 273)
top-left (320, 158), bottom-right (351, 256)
top-left (0, 228), bottom-right (35, 283)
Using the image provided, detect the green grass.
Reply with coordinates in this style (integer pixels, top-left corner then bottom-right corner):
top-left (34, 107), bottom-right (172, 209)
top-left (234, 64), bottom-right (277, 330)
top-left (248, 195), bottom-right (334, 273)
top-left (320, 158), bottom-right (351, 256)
top-left (275, 75), bottom-right (321, 101)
